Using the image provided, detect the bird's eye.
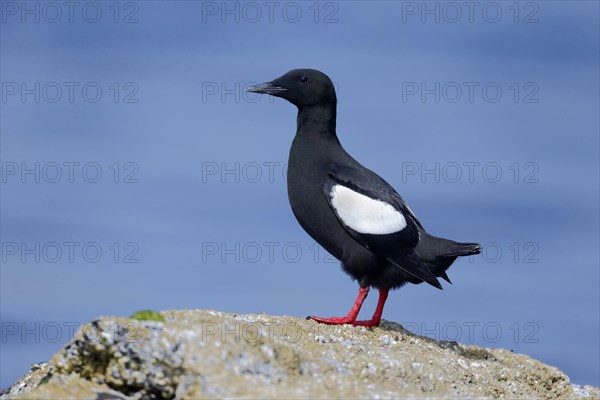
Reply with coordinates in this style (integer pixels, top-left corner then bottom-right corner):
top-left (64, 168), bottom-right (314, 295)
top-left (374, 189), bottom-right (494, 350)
top-left (299, 76), bottom-right (309, 84)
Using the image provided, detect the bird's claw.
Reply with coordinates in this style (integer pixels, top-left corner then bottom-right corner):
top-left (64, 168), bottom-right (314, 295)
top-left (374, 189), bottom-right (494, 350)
top-left (308, 315), bottom-right (381, 328)
top-left (351, 318), bottom-right (381, 328)
top-left (307, 315), bottom-right (356, 325)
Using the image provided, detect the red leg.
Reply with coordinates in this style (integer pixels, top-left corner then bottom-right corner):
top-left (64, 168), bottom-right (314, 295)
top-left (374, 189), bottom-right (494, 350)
top-left (308, 287), bottom-right (370, 324)
top-left (352, 288), bottom-right (389, 327)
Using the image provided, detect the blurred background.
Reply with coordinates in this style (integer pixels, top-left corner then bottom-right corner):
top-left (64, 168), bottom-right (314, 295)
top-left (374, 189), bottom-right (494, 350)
top-left (1, 0), bottom-right (598, 389)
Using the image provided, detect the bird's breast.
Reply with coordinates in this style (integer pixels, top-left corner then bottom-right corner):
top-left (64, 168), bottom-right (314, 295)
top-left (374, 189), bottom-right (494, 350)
top-left (286, 141), bottom-right (352, 262)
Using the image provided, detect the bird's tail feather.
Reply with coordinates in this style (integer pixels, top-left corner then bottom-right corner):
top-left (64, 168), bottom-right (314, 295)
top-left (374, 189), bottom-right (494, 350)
top-left (386, 252), bottom-right (443, 290)
top-left (442, 242), bottom-right (481, 257)
top-left (418, 236), bottom-right (481, 284)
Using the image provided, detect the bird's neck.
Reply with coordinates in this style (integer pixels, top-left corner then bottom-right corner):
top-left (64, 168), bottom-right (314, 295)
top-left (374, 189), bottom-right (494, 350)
top-left (296, 104), bottom-right (339, 143)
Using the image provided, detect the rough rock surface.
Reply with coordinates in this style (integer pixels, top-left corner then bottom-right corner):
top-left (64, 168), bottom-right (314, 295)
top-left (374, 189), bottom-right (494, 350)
top-left (3, 310), bottom-right (599, 399)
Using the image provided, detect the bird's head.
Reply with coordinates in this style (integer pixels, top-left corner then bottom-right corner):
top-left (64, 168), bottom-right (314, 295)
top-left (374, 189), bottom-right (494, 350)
top-left (247, 69), bottom-right (337, 108)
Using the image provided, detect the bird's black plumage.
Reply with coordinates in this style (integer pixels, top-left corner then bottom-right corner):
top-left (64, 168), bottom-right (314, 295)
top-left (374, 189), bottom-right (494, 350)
top-left (248, 69), bottom-right (480, 326)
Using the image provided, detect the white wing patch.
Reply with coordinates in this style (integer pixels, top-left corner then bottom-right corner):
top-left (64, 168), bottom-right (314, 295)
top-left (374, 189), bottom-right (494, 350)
top-left (330, 185), bottom-right (407, 235)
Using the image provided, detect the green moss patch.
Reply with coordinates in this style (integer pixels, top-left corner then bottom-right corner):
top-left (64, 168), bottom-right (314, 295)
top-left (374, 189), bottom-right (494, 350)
top-left (130, 310), bottom-right (165, 322)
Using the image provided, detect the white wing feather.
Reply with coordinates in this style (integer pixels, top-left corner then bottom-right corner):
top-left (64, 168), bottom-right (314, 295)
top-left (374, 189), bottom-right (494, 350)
top-left (330, 185), bottom-right (407, 235)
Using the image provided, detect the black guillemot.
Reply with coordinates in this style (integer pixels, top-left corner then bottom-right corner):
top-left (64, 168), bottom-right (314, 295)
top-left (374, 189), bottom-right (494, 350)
top-left (248, 69), bottom-right (481, 327)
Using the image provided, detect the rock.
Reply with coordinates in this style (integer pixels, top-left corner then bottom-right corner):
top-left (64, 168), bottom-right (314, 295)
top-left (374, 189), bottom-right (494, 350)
top-left (2, 310), bottom-right (598, 399)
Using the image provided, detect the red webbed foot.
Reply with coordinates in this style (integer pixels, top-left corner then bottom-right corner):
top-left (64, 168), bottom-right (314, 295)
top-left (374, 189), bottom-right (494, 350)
top-left (309, 287), bottom-right (390, 328)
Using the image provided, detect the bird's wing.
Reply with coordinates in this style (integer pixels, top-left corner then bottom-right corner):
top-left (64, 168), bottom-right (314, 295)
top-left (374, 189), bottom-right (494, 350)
top-left (323, 165), bottom-right (441, 289)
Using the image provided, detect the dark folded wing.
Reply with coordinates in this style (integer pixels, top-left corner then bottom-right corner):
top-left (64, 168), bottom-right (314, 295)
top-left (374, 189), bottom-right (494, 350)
top-left (323, 165), bottom-right (441, 288)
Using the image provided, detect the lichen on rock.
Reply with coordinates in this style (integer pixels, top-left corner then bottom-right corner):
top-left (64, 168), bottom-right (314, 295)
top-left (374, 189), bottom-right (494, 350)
top-left (3, 310), bottom-right (599, 399)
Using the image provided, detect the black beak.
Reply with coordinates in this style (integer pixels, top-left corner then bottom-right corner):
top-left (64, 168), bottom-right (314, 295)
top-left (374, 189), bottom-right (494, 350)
top-left (246, 82), bottom-right (287, 95)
